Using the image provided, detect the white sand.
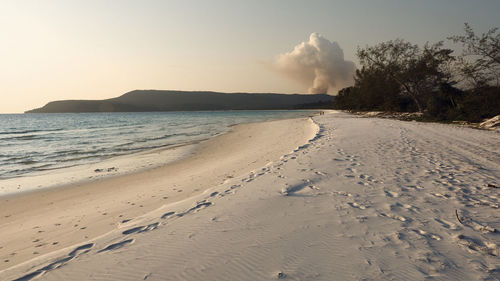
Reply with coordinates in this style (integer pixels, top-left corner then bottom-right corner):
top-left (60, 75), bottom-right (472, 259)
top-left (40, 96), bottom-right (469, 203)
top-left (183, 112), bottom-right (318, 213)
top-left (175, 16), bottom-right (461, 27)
top-left (0, 140), bottom-right (198, 196)
top-left (0, 117), bottom-right (317, 275)
top-left (2, 112), bottom-right (500, 281)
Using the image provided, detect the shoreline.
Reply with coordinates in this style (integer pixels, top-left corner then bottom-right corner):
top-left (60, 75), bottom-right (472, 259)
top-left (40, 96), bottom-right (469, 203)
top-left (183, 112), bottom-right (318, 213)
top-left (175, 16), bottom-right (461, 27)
top-left (0, 138), bottom-right (202, 199)
top-left (0, 110), bottom-right (321, 197)
top-left (2, 111), bottom-right (499, 280)
top-left (0, 116), bottom-right (319, 272)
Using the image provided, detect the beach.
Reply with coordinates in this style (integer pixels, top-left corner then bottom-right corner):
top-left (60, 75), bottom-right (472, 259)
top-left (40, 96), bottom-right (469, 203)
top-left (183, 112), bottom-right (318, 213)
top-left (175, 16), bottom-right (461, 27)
top-left (0, 117), bottom-right (317, 275)
top-left (2, 111), bottom-right (500, 280)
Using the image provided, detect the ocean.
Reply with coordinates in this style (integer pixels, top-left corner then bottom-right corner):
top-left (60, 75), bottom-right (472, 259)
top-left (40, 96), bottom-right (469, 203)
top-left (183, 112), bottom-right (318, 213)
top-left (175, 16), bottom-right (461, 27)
top-left (0, 111), bottom-right (316, 182)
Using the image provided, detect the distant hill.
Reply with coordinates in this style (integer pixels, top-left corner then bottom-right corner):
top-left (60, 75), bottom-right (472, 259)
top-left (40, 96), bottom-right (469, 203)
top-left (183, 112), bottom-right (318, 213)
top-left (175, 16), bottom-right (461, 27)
top-left (25, 90), bottom-right (334, 113)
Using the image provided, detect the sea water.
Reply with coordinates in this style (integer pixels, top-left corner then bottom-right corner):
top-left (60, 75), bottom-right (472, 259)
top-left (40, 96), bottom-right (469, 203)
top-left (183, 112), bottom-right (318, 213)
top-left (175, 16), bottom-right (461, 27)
top-left (0, 111), bottom-right (316, 183)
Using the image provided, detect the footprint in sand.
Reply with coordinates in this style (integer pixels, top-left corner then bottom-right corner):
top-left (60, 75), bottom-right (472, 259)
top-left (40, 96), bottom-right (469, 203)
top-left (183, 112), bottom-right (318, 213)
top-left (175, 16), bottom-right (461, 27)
top-left (401, 204), bottom-right (420, 213)
top-left (348, 202), bottom-right (368, 210)
top-left (68, 243), bottom-right (94, 256)
top-left (177, 201), bottom-right (212, 217)
top-left (359, 174), bottom-right (374, 183)
top-left (412, 229), bottom-right (442, 240)
top-left (406, 185), bottom-right (424, 190)
top-left (356, 216), bottom-right (369, 222)
top-left (334, 191), bottom-right (354, 197)
top-left (15, 243), bottom-right (96, 281)
top-left (384, 190), bottom-right (399, 198)
top-left (465, 219), bottom-right (497, 234)
top-left (435, 218), bottom-right (459, 230)
top-left (122, 222), bottom-right (159, 235)
top-left (315, 171), bottom-right (327, 176)
top-left (98, 239), bottom-right (134, 253)
top-left (455, 234), bottom-right (499, 256)
top-left (429, 192), bottom-right (450, 199)
top-left (161, 211), bottom-right (175, 219)
top-left (379, 212), bottom-right (409, 223)
top-left (224, 184), bottom-right (241, 194)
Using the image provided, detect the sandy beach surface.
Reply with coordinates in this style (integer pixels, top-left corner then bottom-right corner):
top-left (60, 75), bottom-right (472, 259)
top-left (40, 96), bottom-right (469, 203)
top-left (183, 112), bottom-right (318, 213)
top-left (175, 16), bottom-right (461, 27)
top-left (2, 111), bottom-right (500, 280)
top-left (0, 117), bottom-right (317, 277)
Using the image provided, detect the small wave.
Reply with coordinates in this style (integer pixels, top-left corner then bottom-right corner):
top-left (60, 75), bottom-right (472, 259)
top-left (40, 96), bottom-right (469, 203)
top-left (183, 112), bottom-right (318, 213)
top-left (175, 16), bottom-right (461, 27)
top-left (18, 160), bottom-right (37, 165)
top-left (0, 128), bottom-right (63, 135)
top-left (139, 134), bottom-right (176, 143)
top-left (2, 153), bottom-right (44, 163)
top-left (0, 163), bottom-right (55, 179)
top-left (136, 132), bottom-right (204, 143)
top-left (43, 147), bottom-right (108, 160)
top-left (0, 168), bottom-right (31, 178)
top-left (58, 149), bottom-right (87, 156)
top-left (0, 134), bottom-right (42, 141)
top-left (107, 147), bottom-right (143, 154)
top-left (55, 154), bottom-right (103, 163)
top-left (2, 156), bottom-right (25, 162)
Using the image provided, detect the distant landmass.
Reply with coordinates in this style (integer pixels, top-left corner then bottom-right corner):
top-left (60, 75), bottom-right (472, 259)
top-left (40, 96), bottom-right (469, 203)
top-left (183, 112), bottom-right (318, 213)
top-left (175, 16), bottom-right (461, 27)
top-left (25, 90), bottom-right (334, 113)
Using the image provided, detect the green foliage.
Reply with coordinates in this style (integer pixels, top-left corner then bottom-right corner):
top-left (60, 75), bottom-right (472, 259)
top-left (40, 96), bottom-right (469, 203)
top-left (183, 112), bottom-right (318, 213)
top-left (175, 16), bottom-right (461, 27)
top-left (334, 68), bottom-right (415, 112)
top-left (335, 24), bottom-right (499, 123)
top-left (356, 39), bottom-right (454, 112)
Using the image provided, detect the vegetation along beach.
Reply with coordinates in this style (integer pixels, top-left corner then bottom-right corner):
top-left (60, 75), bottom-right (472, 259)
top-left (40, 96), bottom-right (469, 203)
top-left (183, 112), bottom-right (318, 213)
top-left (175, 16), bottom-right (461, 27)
top-left (0, 1), bottom-right (498, 280)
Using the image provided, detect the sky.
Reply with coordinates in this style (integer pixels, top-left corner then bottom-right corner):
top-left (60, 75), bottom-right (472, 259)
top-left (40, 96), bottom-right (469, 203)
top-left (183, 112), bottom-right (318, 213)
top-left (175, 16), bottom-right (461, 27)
top-left (1, 0), bottom-right (499, 113)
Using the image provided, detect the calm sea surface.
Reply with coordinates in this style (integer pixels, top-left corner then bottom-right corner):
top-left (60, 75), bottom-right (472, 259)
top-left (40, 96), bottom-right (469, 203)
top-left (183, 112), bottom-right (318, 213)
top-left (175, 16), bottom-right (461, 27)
top-left (0, 111), bottom-right (316, 180)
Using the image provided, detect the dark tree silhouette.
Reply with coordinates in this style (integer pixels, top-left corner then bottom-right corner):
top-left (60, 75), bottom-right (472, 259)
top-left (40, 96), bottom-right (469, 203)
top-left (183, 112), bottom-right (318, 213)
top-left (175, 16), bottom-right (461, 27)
top-left (335, 24), bottom-right (499, 122)
top-left (449, 23), bottom-right (500, 87)
top-left (357, 40), bottom-right (454, 112)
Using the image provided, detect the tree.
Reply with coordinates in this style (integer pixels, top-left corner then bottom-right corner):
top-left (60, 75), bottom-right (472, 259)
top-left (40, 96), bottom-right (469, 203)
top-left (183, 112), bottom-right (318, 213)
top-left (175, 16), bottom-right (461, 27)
top-left (353, 67), bottom-right (407, 111)
top-left (449, 23), bottom-right (500, 88)
top-left (357, 39), bottom-right (454, 112)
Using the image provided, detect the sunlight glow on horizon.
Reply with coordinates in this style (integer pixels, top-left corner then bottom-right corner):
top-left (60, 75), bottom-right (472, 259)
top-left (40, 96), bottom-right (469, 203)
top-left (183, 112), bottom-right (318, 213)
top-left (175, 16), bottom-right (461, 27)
top-left (1, 0), bottom-right (499, 113)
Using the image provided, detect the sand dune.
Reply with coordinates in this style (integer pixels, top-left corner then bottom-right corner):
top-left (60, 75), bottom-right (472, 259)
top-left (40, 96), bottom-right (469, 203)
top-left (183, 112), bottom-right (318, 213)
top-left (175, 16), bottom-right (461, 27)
top-left (2, 112), bottom-right (500, 280)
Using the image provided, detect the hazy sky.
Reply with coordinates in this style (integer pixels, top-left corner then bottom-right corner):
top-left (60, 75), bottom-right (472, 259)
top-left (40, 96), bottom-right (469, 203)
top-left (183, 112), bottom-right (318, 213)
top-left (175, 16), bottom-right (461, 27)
top-left (1, 0), bottom-right (499, 113)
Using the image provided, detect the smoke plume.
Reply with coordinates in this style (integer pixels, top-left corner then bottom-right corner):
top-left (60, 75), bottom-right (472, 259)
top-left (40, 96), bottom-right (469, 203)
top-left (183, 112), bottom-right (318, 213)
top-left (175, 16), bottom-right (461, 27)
top-left (274, 33), bottom-right (356, 94)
